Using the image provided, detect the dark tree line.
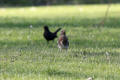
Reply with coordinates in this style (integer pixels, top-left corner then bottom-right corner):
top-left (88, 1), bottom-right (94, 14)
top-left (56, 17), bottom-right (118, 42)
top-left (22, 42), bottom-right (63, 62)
top-left (0, 0), bottom-right (119, 6)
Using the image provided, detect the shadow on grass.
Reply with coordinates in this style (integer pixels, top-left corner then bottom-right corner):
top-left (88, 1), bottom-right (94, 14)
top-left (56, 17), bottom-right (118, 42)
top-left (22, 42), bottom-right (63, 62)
top-left (0, 39), bottom-right (59, 50)
top-left (0, 39), bottom-right (120, 49)
top-left (0, 16), bottom-right (120, 28)
top-left (71, 38), bottom-right (120, 48)
top-left (46, 67), bottom-right (86, 79)
top-left (45, 67), bottom-right (119, 79)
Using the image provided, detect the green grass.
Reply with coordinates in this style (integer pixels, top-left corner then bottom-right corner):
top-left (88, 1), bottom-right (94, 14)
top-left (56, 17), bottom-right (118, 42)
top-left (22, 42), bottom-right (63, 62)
top-left (0, 4), bottom-right (120, 80)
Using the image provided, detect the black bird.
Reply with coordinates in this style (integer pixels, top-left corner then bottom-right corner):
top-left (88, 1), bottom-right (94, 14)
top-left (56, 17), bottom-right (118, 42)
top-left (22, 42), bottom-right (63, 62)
top-left (43, 26), bottom-right (61, 43)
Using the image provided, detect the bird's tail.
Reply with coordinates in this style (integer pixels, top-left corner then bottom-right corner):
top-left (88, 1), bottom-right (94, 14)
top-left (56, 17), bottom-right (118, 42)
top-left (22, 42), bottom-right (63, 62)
top-left (54, 28), bottom-right (61, 34)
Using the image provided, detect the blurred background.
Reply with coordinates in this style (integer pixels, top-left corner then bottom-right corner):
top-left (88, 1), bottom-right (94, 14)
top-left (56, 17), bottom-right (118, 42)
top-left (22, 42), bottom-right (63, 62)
top-left (0, 0), bottom-right (119, 6)
top-left (0, 0), bottom-right (120, 80)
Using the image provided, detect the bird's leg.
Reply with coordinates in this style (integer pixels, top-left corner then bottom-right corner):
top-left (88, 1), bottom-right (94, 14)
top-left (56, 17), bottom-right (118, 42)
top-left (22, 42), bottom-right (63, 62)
top-left (65, 48), bottom-right (68, 53)
top-left (58, 47), bottom-right (62, 52)
top-left (53, 40), bottom-right (54, 42)
top-left (47, 41), bottom-right (49, 44)
top-left (60, 48), bottom-right (62, 52)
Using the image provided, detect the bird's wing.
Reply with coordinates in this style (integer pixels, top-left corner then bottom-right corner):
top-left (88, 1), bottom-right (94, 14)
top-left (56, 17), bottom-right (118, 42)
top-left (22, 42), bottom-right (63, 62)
top-left (63, 36), bottom-right (69, 46)
top-left (58, 35), bottom-right (64, 45)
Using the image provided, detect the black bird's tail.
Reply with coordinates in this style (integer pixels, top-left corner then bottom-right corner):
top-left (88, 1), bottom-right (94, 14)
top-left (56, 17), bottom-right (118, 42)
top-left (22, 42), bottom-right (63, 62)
top-left (54, 28), bottom-right (61, 34)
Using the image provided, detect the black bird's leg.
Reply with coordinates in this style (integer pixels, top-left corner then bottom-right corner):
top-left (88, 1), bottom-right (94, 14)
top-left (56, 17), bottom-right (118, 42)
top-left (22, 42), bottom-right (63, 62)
top-left (53, 40), bottom-right (54, 42)
top-left (47, 41), bottom-right (49, 44)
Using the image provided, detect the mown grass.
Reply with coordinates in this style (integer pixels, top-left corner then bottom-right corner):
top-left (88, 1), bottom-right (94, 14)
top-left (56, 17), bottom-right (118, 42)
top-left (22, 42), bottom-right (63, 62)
top-left (0, 4), bottom-right (120, 80)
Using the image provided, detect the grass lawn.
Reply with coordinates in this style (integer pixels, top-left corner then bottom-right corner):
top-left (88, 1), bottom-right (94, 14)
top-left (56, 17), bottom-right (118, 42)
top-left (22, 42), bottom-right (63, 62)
top-left (0, 4), bottom-right (120, 80)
